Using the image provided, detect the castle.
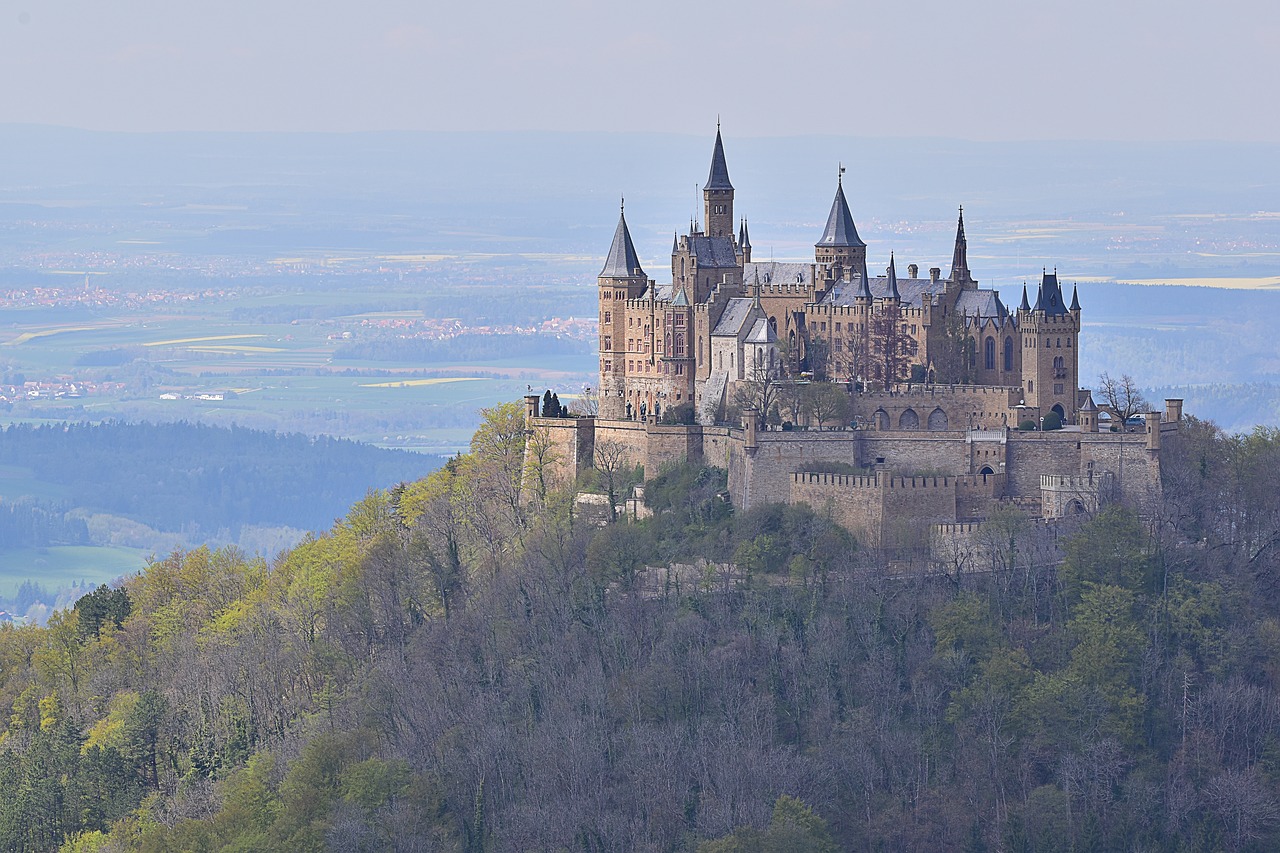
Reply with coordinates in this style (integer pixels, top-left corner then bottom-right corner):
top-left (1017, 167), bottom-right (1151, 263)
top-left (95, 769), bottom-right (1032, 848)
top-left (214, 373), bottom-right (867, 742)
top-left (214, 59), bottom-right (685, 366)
top-left (529, 129), bottom-right (1180, 555)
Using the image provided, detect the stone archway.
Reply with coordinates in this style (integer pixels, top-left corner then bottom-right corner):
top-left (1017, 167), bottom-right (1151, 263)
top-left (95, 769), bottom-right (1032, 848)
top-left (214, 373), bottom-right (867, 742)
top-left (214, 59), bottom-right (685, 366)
top-left (927, 407), bottom-right (948, 430)
top-left (874, 409), bottom-right (890, 431)
top-left (979, 465), bottom-right (995, 476)
top-left (898, 408), bottom-right (920, 430)
top-left (1052, 403), bottom-right (1065, 420)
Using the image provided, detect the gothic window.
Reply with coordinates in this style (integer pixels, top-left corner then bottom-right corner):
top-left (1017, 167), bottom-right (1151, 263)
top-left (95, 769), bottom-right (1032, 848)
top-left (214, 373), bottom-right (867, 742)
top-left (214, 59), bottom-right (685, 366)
top-left (1066, 338), bottom-right (1071, 347)
top-left (984, 337), bottom-right (995, 370)
top-left (674, 333), bottom-right (685, 357)
top-left (1004, 337), bottom-right (1014, 372)
top-left (1053, 356), bottom-right (1064, 369)
top-left (603, 311), bottom-right (611, 323)
top-left (603, 336), bottom-right (612, 350)
top-left (1056, 338), bottom-right (1061, 348)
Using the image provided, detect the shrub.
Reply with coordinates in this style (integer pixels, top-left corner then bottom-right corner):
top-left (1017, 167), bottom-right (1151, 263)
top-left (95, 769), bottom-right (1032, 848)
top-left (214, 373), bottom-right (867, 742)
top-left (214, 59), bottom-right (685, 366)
top-left (1019, 419), bottom-right (1038, 431)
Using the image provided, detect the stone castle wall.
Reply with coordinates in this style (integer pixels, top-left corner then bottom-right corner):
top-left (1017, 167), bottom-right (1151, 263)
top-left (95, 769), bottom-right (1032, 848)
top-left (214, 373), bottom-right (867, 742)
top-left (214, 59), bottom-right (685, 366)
top-left (853, 384), bottom-right (1022, 431)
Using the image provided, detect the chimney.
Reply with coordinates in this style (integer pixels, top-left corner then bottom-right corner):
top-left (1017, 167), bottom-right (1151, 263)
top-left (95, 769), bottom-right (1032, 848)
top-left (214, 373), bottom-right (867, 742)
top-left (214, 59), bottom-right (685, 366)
top-left (908, 264), bottom-right (918, 278)
top-left (929, 267), bottom-right (940, 284)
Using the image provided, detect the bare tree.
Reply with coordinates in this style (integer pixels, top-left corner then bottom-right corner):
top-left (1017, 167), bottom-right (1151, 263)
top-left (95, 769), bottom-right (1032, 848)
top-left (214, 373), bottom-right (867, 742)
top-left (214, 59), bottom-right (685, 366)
top-left (869, 302), bottom-right (918, 389)
top-left (732, 355), bottom-right (784, 428)
top-left (569, 384), bottom-right (599, 416)
top-left (809, 382), bottom-right (852, 429)
top-left (1098, 372), bottom-right (1150, 427)
top-left (593, 438), bottom-right (630, 522)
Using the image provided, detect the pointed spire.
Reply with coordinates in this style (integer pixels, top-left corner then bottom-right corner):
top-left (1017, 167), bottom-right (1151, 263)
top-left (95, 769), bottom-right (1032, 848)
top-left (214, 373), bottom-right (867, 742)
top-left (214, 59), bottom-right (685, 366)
top-left (1019, 284), bottom-right (1030, 311)
top-left (887, 253), bottom-right (900, 300)
top-left (949, 206), bottom-right (970, 282)
top-left (815, 178), bottom-right (865, 248)
top-left (1070, 285), bottom-right (1081, 312)
top-left (855, 270), bottom-right (875, 303)
top-left (739, 218), bottom-right (751, 249)
top-left (600, 202), bottom-right (644, 278)
top-left (672, 232), bottom-right (679, 254)
top-left (704, 126), bottom-right (733, 191)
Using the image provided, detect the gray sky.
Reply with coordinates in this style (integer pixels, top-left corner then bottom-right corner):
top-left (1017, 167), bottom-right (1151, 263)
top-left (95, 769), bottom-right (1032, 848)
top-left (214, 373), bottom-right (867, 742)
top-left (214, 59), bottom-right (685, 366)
top-left (2, 0), bottom-right (1277, 140)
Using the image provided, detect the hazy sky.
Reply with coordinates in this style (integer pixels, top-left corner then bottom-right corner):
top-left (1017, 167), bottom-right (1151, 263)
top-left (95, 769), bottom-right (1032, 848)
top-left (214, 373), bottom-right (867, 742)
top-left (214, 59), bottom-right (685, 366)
top-left (2, 0), bottom-right (1277, 141)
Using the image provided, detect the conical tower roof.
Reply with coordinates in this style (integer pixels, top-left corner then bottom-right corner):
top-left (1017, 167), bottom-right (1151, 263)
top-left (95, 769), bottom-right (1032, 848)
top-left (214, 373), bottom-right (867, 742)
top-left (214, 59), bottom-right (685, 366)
top-left (815, 177), bottom-right (865, 248)
top-left (887, 253), bottom-right (900, 300)
top-left (600, 203), bottom-right (645, 279)
top-left (1019, 284), bottom-right (1030, 311)
top-left (1070, 285), bottom-right (1081, 311)
top-left (704, 128), bottom-right (733, 191)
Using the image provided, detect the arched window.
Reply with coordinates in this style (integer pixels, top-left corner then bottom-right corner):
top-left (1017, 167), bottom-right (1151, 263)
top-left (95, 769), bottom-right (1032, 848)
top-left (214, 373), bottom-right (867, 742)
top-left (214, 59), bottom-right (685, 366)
top-left (755, 348), bottom-right (762, 367)
top-left (899, 408), bottom-right (920, 430)
top-left (1003, 337), bottom-right (1014, 372)
top-left (1053, 356), bottom-right (1064, 369)
top-left (984, 337), bottom-right (995, 370)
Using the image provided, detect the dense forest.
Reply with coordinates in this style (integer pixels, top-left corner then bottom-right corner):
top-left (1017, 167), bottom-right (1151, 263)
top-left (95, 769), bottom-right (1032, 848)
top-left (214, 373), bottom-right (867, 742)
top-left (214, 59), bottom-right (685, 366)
top-left (0, 421), bottom-right (442, 544)
top-left (0, 407), bottom-right (1278, 851)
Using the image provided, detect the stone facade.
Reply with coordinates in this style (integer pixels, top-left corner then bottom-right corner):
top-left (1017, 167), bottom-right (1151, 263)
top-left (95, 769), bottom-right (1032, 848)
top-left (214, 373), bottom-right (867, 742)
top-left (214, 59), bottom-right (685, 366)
top-left (521, 130), bottom-right (1178, 558)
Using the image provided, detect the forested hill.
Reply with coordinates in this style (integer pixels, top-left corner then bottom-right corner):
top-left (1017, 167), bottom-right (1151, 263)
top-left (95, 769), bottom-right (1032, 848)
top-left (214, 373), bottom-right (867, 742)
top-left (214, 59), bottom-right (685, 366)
top-left (0, 411), bottom-right (1278, 850)
top-left (0, 421), bottom-right (442, 543)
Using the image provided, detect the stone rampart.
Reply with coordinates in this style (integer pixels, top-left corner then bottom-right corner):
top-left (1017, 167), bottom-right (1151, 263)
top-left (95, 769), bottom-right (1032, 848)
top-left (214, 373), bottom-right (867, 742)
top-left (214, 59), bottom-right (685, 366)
top-left (853, 384), bottom-right (1021, 431)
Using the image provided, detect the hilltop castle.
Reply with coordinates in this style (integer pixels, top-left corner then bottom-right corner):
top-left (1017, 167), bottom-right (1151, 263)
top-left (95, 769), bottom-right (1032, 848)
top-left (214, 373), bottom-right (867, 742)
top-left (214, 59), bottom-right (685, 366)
top-left (529, 129), bottom-right (1179, 555)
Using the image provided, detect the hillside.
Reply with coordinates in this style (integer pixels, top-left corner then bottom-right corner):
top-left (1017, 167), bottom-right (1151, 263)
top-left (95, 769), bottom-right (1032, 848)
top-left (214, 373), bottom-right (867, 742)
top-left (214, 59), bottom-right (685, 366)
top-left (0, 421), bottom-right (442, 612)
top-left (0, 406), bottom-right (1277, 851)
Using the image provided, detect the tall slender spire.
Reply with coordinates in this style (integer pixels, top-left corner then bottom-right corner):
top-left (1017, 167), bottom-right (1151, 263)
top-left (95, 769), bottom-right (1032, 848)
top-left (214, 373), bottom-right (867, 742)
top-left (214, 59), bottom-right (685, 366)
top-left (600, 200), bottom-right (644, 278)
top-left (887, 253), bottom-right (900, 300)
top-left (815, 179), bottom-right (865, 248)
top-left (1070, 285), bottom-right (1081, 312)
top-left (1019, 284), bottom-right (1030, 312)
top-left (704, 127), bottom-right (733, 191)
top-left (948, 206), bottom-right (970, 283)
top-left (739, 218), bottom-right (751, 249)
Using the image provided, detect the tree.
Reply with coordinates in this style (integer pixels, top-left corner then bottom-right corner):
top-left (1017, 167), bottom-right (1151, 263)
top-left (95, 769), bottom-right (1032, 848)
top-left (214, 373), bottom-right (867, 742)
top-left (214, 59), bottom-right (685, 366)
top-left (569, 384), bottom-right (599, 416)
top-left (1097, 373), bottom-right (1150, 427)
top-left (808, 383), bottom-right (852, 430)
top-left (933, 310), bottom-right (978, 385)
top-left (593, 438), bottom-right (632, 522)
top-left (733, 354), bottom-right (784, 427)
top-left (869, 302), bottom-right (918, 389)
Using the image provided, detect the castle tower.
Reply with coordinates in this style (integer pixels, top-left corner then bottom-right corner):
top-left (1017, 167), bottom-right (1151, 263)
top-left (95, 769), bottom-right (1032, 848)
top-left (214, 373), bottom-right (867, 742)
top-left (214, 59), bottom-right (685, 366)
top-left (703, 127), bottom-right (734, 239)
top-left (815, 172), bottom-right (866, 279)
top-left (738, 219), bottom-right (752, 264)
top-left (598, 202), bottom-right (649, 419)
top-left (1018, 270), bottom-right (1080, 424)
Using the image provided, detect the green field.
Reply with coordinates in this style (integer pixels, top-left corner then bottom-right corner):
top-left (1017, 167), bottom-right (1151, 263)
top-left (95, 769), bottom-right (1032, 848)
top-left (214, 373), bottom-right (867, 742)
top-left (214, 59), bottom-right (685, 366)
top-left (0, 545), bottom-right (149, 599)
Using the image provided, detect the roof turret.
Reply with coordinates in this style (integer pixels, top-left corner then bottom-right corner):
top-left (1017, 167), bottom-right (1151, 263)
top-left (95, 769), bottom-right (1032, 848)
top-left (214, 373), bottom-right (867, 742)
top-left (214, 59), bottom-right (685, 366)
top-left (1019, 284), bottom-right (1030, 312)
top-left (1070, 285), bottom-right (1081, 312)
top-left (600, 201), bottom-right (645, 279)
top-left (887, 253), bottom-right (900, 300)
top-left (704, 127), bottom-right (733, 191)
top-left (1035, 270), bottom-right (1069, 316)
top-left (739, 218), bottom-right (751, 249)
top-left (815, 174), bottom-right (865, 249)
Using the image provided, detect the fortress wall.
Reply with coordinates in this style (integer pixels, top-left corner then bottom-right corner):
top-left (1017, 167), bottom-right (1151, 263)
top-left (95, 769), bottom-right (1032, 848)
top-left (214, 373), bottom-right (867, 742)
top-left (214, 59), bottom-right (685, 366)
top-left (853, 385), bottom-right (1021, 431)
top-left (789, 472), bottom-right (885, 547)
top-left (701, 427), bottom-right (736, 471)
top-left (956, 472), bottom-right (1007, 519)
top-left (645, 423), bottom-right (705, 475)
top-left (931, 516), bottom-right (1080, 573)
top-left (528, 417), bottom-right (595, 485)
top-left (968, 439), bottom-right (1008, 475)
top-left (860, 433), bottom-right (969, 473)
top-left (1079, 433), bottom-right (1162, 515)
top-left (882, 476), bottom-right (959, 551)
top-left (731, 431), bottom-right (861, 511)
top-left (1005, 432), bottom-right (1083, 497)
top-left (1005, 431), bottom-right (1162, 516)
top-left (592, 419), bottom-right (649, 471)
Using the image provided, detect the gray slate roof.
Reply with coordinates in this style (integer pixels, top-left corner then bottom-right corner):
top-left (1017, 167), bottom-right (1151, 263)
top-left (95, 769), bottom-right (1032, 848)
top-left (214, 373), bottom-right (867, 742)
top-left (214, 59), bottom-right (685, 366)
top-left (744, 261), bottom-right (813, 287)
top-left (704, 129), bottom-right (733, 191)
top-left (815, 181), bottom-right (865, 248)
top-left (600, 211), bottom-right (645, 278)
top-left (820, 275), bottom-right (942, 309)
top-left (712, 298), bottom-right (757, 336)
top-left (1034, 272), bottom-right (1069, 316)
top-left (955, 290), bottom-right (1007, 320)
top-left (746, 317), bottom-right (776, 344)
top-left (689, 235), bottom-right (739, 268)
